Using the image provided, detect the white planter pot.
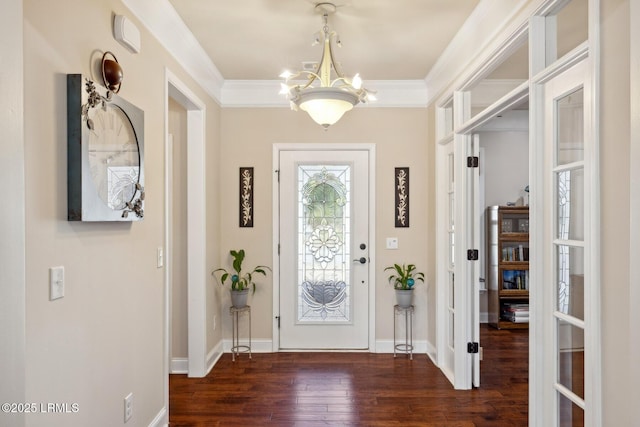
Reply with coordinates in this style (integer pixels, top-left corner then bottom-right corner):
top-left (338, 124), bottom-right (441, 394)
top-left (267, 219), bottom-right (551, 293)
top-left (395, 289), bottom-right (413, 308)
top-left (230, 289), bottom-right (249, 308)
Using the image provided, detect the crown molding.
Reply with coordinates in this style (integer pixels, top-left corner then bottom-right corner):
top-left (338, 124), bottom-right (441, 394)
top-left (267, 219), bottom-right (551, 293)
top-left (121, 0), bottom-right (224, 103)
top-left (123, 0), bottom-right (534, 109)
top-left (121, 0), bottom-right (427, 108)
top-left (424, 0), bottom-right (530, 106)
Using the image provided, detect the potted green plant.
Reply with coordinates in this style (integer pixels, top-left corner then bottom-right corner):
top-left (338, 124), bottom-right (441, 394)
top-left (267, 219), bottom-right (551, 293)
top-left (385, 263), bottom-right (425, 308)
top-left (212, 249), bottom-right (271, 308)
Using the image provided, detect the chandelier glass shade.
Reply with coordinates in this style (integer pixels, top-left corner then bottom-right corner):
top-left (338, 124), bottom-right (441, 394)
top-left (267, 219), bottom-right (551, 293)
top-left (280, 3), bottom-right (372, 128)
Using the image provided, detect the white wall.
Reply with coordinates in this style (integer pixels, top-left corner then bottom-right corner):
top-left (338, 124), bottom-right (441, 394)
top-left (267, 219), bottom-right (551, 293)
top-left (479, 130), bottom-right (529, 208)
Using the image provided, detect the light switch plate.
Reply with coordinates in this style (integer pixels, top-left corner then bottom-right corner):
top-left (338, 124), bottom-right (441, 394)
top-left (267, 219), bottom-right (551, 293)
top-left (386, 237), bottom-right (398, 249)
top-left (49, 266), bottom-right (64, 300)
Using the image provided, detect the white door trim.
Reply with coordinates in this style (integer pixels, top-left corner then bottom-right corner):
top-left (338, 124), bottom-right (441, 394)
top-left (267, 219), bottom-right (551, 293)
top-left (164, 69), bottom-right (208, 403)
top-left (272, 143), bottom-right (376, 352)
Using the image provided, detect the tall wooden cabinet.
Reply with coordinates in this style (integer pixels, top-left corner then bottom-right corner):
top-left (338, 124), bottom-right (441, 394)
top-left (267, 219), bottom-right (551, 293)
top-left (487, 206), bottom-right (529, 329)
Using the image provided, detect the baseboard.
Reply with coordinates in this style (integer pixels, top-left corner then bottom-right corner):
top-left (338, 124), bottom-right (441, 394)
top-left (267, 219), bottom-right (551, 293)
top-left (480, 311), bottom-right (489, 323)
top-left (170, 341), bottom-right (224, 377)
top-left (425, 340), bottom-right (437, 365)
top-left (205, 341), bottom-right (224, 375)
top-left (170, 357), bottom-right (188, 374)
top-left (148, 406), bottom-right (167, 427)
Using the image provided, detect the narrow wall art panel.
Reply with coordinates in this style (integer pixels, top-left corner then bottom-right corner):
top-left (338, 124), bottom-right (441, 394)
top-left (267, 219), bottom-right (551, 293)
top-left (395, 167), bottom-right (409, 227)
top-left (239, 167), bottom-right (254, 227)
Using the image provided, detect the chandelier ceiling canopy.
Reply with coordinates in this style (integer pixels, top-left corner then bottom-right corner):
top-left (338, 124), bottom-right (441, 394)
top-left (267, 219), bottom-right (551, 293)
top-left (279, 2), bottom-right (375, 129)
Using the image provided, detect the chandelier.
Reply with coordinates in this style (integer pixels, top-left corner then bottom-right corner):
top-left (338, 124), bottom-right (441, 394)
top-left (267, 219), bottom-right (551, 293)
top-left (279, 2), bottom-right (374, 129)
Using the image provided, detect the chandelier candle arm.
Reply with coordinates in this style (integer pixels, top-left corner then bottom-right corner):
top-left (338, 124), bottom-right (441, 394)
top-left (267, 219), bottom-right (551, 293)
top-left (279, 3), bottom-right (373, 128)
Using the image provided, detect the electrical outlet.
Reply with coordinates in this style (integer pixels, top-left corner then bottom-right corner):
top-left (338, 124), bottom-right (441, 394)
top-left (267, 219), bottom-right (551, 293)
top-left (124, 393), bottom-right (133, 422)
top-left (49, 266), bottom-right (65, 300)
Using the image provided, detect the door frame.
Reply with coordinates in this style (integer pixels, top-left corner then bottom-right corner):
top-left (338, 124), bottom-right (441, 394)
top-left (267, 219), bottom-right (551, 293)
top-left (272, 143), bottom-right (377, 351)
top-left (164, 69), bottom-right (208, 399)
top-left (433, 0), bottom-right (601, 423)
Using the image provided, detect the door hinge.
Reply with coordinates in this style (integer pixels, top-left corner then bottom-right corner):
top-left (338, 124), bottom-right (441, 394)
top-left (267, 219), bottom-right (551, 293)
top-left (467, 249), bottom-right (479, 260)
top-left (275, 169), bottom-right (280, 182)
top-left (275, 316), bottom-right (280, 329)
top-left (467, 156), bottom-right (479, 168)
top-left (467, 342), bottom-right (479, 354)
top-left (277, 243), bottom-right (280, 255)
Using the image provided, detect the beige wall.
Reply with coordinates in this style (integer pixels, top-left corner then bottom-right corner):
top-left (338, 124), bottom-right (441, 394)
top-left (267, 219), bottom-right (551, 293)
top-left (219, 107), bottom-right (434, 345)
top-left (600, 0), bottom-right (632, 425)
top-left (0, 2), bottom-right (26, 427)
top-left (22, 0), bottom-right (221, 425)
top-left (13, 0), bottom-right (640, 426)
top-left (168, 99), bottom-right (188, 361)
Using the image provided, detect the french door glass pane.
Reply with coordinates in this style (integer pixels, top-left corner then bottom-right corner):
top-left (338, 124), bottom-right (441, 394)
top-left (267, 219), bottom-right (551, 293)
top-left (556, 87), bottom-right (584, 165)
top-left (449, 271), bottom-right (455, 308)
top-left (556, 168), bottom-right (584, 241)
top-left (297, 165), bottom-right (351, 323)
top-left (556, 245), bottom-right (585, 319)
top-left (554, 0), bottom-right (589, 64)
top-left (448, 153), bottom-right (455, 189)
top-left (558, 392), bottom-right (585, 427)
top-left (448, 311), bottom-right (455, 348)
top-left (449, 231), bottom-right (455, 268)
top-left (449, 192), bottom-right (455, 229)
top-left (557, 319), bottom-right (585, 399)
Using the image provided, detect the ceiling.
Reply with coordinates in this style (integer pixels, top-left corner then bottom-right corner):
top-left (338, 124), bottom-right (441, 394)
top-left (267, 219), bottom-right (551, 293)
top-left (167, 0), bottom-right (481, 81)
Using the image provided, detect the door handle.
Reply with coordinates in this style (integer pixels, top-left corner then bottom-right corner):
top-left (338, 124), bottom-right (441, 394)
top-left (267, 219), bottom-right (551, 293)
top-left (353, 257), bottom-right (367, 264)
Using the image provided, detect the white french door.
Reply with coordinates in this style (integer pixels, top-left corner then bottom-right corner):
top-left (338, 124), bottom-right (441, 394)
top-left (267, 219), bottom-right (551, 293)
top-left (437, 128), bottom-right (481, 389)
top-left (277, 148), bottom-right (371, 349)
top-left (469, 134), bottom-right (481, 388)
top-left (437, 139), bottom-right (457, 383)
top-left (539, 58), bottom-right (599, 426)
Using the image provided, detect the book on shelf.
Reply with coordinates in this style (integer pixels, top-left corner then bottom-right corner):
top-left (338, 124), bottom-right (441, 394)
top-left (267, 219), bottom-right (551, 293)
top-left (503, 309), bottom-right (529, 317)
top-left (502, 270), bottom-right (529, 290)
top-left (503, 302), bottom-right (529, 310)
top-left (502, 315), bottom-right (529, 323)
top-left (502, 245), bottom-right (530, 262)
top-left (502, 301), bottom-right (529, 322)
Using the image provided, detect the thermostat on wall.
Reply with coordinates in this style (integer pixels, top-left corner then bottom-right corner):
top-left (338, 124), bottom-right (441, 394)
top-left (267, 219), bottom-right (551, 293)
top-left (113, 15), bottom-right (141, 54)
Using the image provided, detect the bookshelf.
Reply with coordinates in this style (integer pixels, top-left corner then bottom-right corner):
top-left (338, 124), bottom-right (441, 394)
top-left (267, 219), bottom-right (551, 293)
top-left (487, 206), bottom-right (529, 329)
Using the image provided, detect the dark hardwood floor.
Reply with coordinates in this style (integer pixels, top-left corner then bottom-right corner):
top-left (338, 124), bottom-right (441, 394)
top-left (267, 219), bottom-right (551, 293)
top-left (169, 324), bottom-right (528, 426)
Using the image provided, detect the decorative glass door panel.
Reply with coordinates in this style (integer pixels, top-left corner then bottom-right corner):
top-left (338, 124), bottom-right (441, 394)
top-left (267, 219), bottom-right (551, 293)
top-left (553, 83), bottom-right (585, 425)
top-left (279, 149), bottom-right (370, 349)
top-left (297, 165), bottom-right (351, 323)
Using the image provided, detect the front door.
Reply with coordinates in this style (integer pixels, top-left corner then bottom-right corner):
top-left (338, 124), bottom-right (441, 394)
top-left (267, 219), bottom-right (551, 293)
top-left (278, 148), bottom-right (370, 349)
